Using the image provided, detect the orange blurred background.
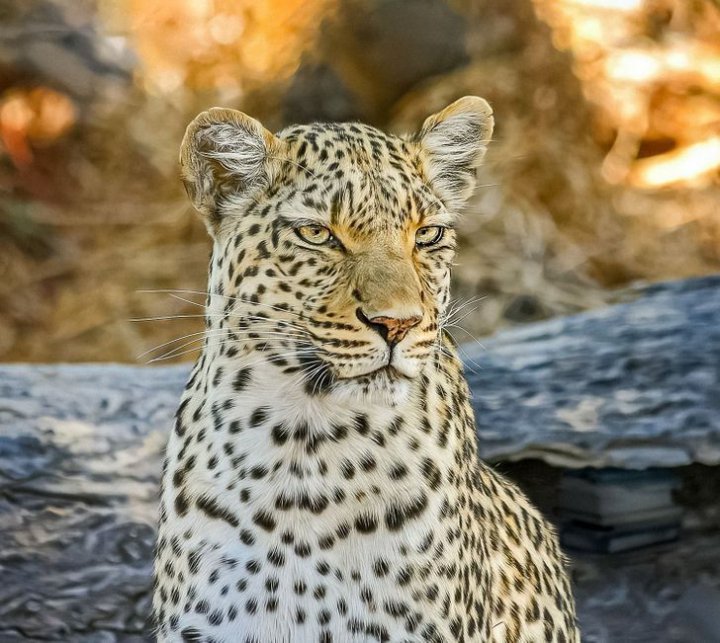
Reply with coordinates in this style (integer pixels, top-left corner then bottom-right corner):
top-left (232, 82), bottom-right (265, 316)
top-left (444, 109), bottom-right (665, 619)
top-left (1, 0), bottom-right (718, 362)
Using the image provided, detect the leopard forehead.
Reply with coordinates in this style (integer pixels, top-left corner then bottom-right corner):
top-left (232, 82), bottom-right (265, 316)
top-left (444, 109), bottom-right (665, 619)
top-left (279, 123), bottom-right (436, 223)
top-left (230, 121), bottom-right (446, 239)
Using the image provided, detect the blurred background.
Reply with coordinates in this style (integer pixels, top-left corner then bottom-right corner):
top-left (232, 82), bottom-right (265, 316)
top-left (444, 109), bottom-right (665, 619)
top-left (1, 0), bottom-right (719, 363)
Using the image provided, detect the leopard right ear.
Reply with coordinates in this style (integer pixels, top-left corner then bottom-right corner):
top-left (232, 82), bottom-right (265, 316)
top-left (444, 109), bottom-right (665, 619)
top-left (415, 96), bottom-right (494, 212)
top-left (179, 108), bottom-right (283, 231)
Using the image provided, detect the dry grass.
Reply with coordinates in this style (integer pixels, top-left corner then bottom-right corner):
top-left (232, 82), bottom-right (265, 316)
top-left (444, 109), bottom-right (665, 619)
top-left (1, 0), bottom-right (718, 363)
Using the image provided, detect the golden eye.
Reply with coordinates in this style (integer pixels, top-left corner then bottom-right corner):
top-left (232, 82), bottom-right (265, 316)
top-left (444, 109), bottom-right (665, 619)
top-left (296, 224), bottom-right (332, 245)
top-left (415, 225), bottom-right (445, 247)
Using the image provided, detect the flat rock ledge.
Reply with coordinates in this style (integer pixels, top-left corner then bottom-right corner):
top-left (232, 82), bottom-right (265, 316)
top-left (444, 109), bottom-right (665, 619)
top-left (1, 275), bottom-right (719, 641)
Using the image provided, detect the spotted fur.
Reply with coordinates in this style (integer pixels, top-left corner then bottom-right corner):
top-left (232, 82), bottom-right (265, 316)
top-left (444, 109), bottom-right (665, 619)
top-left (153, 97), bottom-right (579, 642)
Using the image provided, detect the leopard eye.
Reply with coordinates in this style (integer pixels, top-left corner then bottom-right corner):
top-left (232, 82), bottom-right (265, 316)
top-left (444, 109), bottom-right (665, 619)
top-left (296, 224), bottom-right (332, 245)
top-left (415, 225), bottom-right (445, 247)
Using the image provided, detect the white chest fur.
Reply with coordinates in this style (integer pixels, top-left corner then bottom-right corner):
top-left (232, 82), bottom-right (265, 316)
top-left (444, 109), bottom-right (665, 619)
top-left (155, 359), bottom-right (462, 642)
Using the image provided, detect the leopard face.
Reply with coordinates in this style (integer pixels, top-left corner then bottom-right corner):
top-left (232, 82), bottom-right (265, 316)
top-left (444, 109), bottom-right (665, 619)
top-left (180, 97), bottom-right (493, 404)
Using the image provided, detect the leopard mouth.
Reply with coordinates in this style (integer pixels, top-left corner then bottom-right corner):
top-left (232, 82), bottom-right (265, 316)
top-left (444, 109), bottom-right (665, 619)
top-left (337, 364), bottom-right (411, 382)
top-left (298, 348), bottom-right (415, 395)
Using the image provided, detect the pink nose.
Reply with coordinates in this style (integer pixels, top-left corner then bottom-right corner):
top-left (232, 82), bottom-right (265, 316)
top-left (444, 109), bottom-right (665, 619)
top-left (356, 309), bottom-right (422, 345)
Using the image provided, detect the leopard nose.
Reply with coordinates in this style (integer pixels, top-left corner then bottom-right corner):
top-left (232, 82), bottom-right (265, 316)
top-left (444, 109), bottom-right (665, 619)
top-left (356, 308), bottom-right (422, 345)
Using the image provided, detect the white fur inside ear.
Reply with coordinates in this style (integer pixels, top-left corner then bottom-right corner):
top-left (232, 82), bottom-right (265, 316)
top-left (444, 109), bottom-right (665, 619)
top-left (423, 111), bottom-right (490, 173)
top-left (197, 121), bottom-right (267, 189)
top-left (419, 97), bottom-right (494, 211)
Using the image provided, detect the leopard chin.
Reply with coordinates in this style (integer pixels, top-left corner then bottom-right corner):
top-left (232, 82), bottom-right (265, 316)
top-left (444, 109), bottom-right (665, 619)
top-left (331, 373), bottom-right (412, 407)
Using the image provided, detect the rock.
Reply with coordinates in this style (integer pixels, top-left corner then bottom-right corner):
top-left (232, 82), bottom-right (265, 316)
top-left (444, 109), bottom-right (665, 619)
top-left (0, 365), bottom-right (182, 641)
top-left (467, 275), bottom-right (720, 468)
top-left (674, 584), bottom-right (720, 641)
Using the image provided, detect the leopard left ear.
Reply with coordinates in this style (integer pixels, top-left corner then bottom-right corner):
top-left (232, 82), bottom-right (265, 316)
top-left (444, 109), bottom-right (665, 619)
top-left (179, 108), bottom-right (283, 233)
top-left (416, 96), bottom-right (494, 211)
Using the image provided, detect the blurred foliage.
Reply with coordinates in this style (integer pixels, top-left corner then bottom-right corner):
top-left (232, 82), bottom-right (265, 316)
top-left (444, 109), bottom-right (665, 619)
top-left (0, 0), bottom-right (718, 363)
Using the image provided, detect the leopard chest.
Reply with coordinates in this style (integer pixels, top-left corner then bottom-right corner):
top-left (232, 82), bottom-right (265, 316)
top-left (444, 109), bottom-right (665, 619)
top-left (156, 395), bottom-right (465, 641)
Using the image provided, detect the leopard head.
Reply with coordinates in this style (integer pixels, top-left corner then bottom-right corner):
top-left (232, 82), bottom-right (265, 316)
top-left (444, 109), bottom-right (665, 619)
top-left (180, 97), bottom-right (493, 403)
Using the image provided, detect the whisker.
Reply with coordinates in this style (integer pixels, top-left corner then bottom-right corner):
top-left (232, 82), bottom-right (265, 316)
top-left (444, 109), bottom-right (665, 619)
top-left (131, 313), bottom-right (209, 323)
top-left (442, 326), bottom-right (486, 373)
top-left (138, 328), bottom-right (313, 360)
top-left (443, 324), bottom-right (487, 351)
top-left (148, 343), bottom-right (206, 363)
top-left (441, 296), bottom-right (487, 327)
top-left (138, 288), bottom-right (305, 318)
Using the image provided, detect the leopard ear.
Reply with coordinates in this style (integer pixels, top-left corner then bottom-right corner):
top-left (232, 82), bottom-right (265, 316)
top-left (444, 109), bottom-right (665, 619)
top-left (179, 108), bottom-right (282, 231)
top-left (416, 96), bottom-right (494, 211)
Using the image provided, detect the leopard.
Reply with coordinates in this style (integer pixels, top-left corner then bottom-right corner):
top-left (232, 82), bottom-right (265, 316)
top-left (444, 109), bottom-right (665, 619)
top-left (152, 96), bottom-right (580, 643)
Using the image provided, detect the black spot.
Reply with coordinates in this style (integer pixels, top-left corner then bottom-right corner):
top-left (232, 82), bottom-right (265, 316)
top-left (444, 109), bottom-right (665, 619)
top-left (354, 414), bottom-right (369, 435)
top-left (340, 459), bottom-right (356, 479)
top-left (174, 490), bottom-right (190, 516)
top-left (359, 453), bottom-right (377, 472)
top-left (355, 512), bottom-right (378, 534)
top-left (386, 493), bottom-right (428, 530)
top-left (188, 548), bottom-right (202, 574)
top-left (275, 493), bottom-right (294, 510)
top-left (250, 407), bottom-right (269, 427)
top-left (253, 509), bottom-right (276, 531)
top-left (336, 521), bottom-right (351, 539)
top-left (373, 558), bottom-right (390, 577)
top-left (267, 548), bottom-right (286, 567)
top-left (388, 416), bottom-right (404, 436)
top-left (250, 465), bottom-right (268, 479)
top-left (196, 495), bottom-right (239, 528)
top-left (318, 534), bottom-right (335, 549)
top-left (294, 541), bottom-right (312, 557)
top-left (422, 457), bottom-right (442, 490)
top-left (389, 463), bottom-right (408, 480)
top-left (271, 424), bottom-right (290, 445)
top-left (181, 627), bottom-right (202, 642)
top-left (233, 367), bottom-right (252, 391)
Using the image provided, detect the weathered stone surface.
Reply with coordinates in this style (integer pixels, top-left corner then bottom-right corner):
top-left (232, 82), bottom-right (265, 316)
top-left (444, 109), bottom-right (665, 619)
top-left (0, 365), bottom-right (183, 642)
top-left (467, 275), bottom-right (720, 468)
top-left (573, 531), bottom-right (720, 643)
top-left (1, 275), bottom-right (719, 639)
